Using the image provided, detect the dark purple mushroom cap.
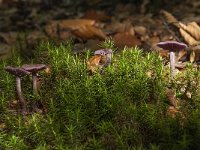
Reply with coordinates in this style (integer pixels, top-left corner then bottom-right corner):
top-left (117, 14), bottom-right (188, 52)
top-left (22, 64), bottom-right (47, 73)
top-left (157, 41), bottom-right (187, 51)
top-left (5, 66), bottom-right (30, 77)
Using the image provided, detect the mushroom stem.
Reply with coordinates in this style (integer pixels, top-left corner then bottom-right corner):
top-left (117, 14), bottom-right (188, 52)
top-left (169, 51), bottom-right (175, 80)
top-left (16, 76), bottom-right (27, 114)
top-left (32, 73), bottom-right (38, 95)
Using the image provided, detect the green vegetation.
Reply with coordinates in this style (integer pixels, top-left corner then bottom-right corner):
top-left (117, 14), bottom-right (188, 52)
top-left (0, 40), bottom-right (200, 149)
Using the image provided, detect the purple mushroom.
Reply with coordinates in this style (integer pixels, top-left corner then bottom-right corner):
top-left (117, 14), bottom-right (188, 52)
top-left (157, 41), bottom-right (187, 79)
top-left (94, 49), bottom-right (106, 56)
top-left (94, 49), bottom-right (113, 74)
top-left (22, 64), bottom-right (46, 95)
top-left (94, 49), bottom-right (112, 67)
top-left (104, 49), bottom-right (112, 67)
top-left (5, 66), bottom-right (30, 114)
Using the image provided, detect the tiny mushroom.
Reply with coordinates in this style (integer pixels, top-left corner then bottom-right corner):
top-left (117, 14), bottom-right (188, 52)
top-left (94, 49), bottom-right (113, 74)
top-left (5, 66), bottom-right (30, 114)
top-left (94, 49), bottom-right (106, 56)
top-left (22, 64), bottom-right (47, 95)
top-left (157, 41), bottom-right (187, 79)
top-left (104, 49), bottom-right (112, 67)
top-left (94, 49), bottom-right (112, 67)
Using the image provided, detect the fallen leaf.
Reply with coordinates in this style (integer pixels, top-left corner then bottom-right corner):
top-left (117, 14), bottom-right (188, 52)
top-left (190, 50), bottom-right (195, 62)
top-left (83, 10), bottom-right (110, 22)
top-left (160, 10), bottom-right (180, 28)
top-left (57, 19), bottom-right (96, 30)
top-left (114, 32), bottom-right (141, 49)
top-left (106, 20), bottom-right (135, 35)
top-left (179, 22), bottom-right (200, 41)
top-left (177, 50), bottom-right (187, 61)
top-left (87, 54), bottom-right (102, 73)
top-left (72, 25), bottom-right (106, 40)
top-left (134, 25), bottom-right (147, 36)
top-left (175, 63), bottom-right (186, 70)
top-left (179, 28), bottom-right (200, 46)
top-left (148, 36), bottom-right (160, 49)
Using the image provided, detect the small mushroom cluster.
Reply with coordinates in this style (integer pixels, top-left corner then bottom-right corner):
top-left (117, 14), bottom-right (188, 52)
top-left (5, 64), bottom-right (47, 115)
top-left (87, 49), bottom-right (113, 74)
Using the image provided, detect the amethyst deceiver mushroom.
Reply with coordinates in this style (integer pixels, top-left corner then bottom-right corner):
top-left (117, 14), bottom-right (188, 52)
top-left (5, 66), bottom-right (30, 114)
top-left (22, 64), bottom-right (46, 95)
top-left (157, 41), bottom-right (187, 79)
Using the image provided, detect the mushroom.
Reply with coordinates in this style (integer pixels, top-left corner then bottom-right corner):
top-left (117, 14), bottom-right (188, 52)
top-left (5, 66), bottom-right (30, 114)
top-left (94, 49), bottom-right (113, 74)
top-left (22, 64), bottom-right (46, 95)
top-left (94, 49), bottom-right (112, 67)
top-left (157, 41), bottom-right (187, 79)
top-left (94, 49), bottom-right (106, 55)
top-left (104, 49), bottom-right (112, 67)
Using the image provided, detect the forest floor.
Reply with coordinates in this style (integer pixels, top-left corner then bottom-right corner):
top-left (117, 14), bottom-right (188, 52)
top-left (0, 0), bottom-right (200, 149)
top-left (0, 0), bottom-right (200, 62)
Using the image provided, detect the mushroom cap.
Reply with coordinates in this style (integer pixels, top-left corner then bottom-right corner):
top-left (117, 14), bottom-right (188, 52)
top-left (94, 49), bottom-right (112, 55)
top-left (157, 41), bottom-right (187, 51)
top-left (5, 66), bottom-right (30, 77)
top-left (94, 49), bottom-right (106, 56)
top-left (105, 49), bottom-right (112, 54)
top-left (22, 64), bottom-right (47, 73)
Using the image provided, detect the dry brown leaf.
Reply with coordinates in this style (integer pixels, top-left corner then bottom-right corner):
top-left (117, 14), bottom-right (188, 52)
top-left (160, 10), bottom-right (180, 28)
top-left (179, 22), bottom-right (200, 41)
top-left (179, 28), bottom-right (200, 46)
top-left (87, 55), bottom-right (102, 73)
top-left (114, 32), bottom-right (141, 49)
top-left (58, 19), bottom-right (95, 30)
top-left (83, 10), bottom-right (110, 22)
top-left (134, 26), bottom-right (147, 36)
top-left (72, 25), bottom-right (106, 40)
top-left (177, 50), bottom-right (187, 61)
top-left (191, 45), bottom-right (200, 62)
top-left (45, 19), bottom-right (96, 37)
top-left (189, 22), bottom-right (200, 34)
top-left (190, 50), bottom-right (195, 62)
top-left (175, 63), bottom-right (186, 70)
top-left (106, 21), bottom-right (135, 35)
top-left (148, 36), bottom-right (160, 49)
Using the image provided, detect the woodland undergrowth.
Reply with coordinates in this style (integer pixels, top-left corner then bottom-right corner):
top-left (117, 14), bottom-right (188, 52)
top-left (0, 40), bottom-right (200, 150)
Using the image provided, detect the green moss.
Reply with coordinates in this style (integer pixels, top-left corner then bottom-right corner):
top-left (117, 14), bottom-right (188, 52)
top-left (0, 40), bottom-right (200, 149)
